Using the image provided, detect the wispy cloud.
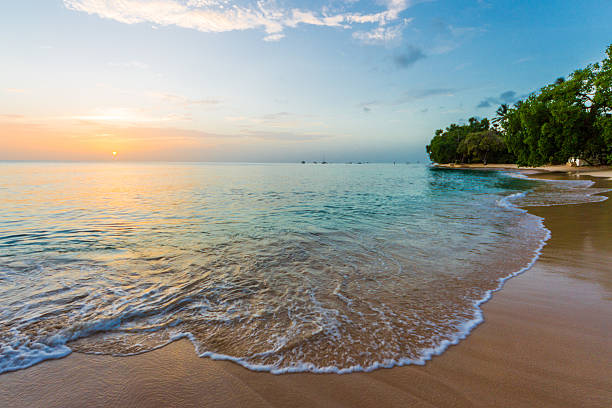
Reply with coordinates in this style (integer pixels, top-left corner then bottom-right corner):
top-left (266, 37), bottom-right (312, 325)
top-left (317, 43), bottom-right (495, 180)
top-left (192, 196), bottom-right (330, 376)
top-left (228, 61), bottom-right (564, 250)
top-left (359, 87), bottom-right (457, 111)
top-left (395, 88), bottom-right (457, 103)
top-left (427, 18), bottom-right (485, 55)
top-left (224, 111), bottom-right (313, 129)
top-left (69, 107), bottom-right (191, 124)
top-left (513, 57), bottom-right (533, 64)
top-left (393, 45), bottom-right (426, 68)
top-left (0, 114), bottom-right (25, 120)
top-left (476, 90), bottom-right (524, 108)
top-left (260, 111), bottom-right (292, 121)
top-left (476, 0), bottom-right (493, 9)
top-left (148, 92), bottom-right (222, 107)
top-left (107, 60), bottom-right (149, 69)
top-left (63, 0), bottom-right (417, 44)
top-left (263, 33), bottom-right (285, 42)
top-left (353, 23), bottom-right (408, 45)
top-left (240, 129), bottom-right (329, 141)
top-left (453, 62), bottom-right (471, 71)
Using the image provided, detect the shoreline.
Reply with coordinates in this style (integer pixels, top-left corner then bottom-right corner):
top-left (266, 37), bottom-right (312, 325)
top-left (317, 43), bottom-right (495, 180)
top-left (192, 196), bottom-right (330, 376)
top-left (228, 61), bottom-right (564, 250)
top-left (434, 162), bottom-right (612, 179)
top-left (2, 173), bottom-right (612, 407)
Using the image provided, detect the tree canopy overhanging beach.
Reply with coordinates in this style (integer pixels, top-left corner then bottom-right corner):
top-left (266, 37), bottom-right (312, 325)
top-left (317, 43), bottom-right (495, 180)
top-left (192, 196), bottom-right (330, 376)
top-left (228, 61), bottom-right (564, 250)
top-left (427, 44), bottom-right (612, 166)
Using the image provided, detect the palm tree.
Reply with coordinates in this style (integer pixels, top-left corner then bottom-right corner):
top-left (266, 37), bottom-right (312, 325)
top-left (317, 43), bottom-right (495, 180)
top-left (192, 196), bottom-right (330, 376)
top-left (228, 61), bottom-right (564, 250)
top-left (491, 104), bottom-right (509, 130)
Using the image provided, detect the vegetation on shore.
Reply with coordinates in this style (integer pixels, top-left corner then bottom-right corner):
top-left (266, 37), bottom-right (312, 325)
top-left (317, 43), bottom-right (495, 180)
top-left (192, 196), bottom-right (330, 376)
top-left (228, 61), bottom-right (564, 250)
top-left (427, 44), bottom-right (612, 166)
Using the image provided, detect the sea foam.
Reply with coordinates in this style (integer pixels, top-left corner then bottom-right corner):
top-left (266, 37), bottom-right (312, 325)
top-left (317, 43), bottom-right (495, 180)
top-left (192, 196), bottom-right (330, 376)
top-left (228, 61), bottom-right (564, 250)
top-left (0, 163), bottom-right (606, 374)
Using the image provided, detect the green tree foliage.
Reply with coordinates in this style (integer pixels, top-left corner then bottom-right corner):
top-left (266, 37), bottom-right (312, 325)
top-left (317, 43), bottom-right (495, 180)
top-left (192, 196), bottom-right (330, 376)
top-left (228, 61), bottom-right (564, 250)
top-left (426, 118), bottom-right (513, 164)
top-left (503, 44), bottom-right (612, 166)
top-left (594, 45), bottom-right (612, 163)
top-left (491, 104), bottom-right (509, 130)
top-left (427, 43), bottom-right (612, 166)
top-left (458, 130), bottom-right (507, 165)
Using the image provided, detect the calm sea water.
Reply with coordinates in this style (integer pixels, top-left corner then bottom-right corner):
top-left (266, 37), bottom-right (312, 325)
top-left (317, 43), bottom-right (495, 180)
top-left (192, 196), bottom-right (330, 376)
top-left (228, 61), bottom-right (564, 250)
top-left (0, 163), bottom-right (606, 374)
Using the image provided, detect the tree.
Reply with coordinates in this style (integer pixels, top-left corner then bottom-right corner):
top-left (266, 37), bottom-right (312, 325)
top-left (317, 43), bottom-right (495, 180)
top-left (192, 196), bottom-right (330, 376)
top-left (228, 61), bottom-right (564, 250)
top-left (491, 104), bottom-right (509, 130)
top-left (458, 130), bottom-right (507, 164)
top-left (426, 127), bottom-right (465, 164)
top-left (427, 44), bottom-right (611, 166)
top-left (427, 118), bottom-right (489, 163)
top-left (502, 43), bottom-right (612, 166)
top-left (593, 44), bottom-right (612, 163)
top-left (427, 117), bottom-right (512, 164)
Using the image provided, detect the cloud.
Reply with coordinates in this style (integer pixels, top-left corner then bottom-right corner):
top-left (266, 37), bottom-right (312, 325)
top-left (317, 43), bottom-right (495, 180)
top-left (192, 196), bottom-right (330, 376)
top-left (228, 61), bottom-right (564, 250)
top-left (223, 111), bottom-right (318, 130)
top-left (0, 114), bottom-right (25, 119)
top-left (499, 91), bottom-right (517, 101)
top-left (453, 62), bottom-right (471, 71)
top-left (149, 92), bottom-right (222, 107)
top-left (357, 99), bottom-right (379, 112)
top-left (393, 45), bottom-right (426, 68)
top-left (263, 33), bottom-right (285, 42)
top-left (107, 60), bottom-right (149, 69)
top-left (358, 88), bottom-right (457, 111)
top-left (240, 129), bottom-right (329, 141)
top-left (261, 111), bottom-right (291, 121)
top-left (0, 114), bottom-right (334, 163)
top-left (69, 107), bottom-right (192, 124)
top-left (426, 18), bottom-right (485, 55)
top-left (397, 88), bottom-right (456, 102)
top-left (513, 57), bottom-right (533, 64)
top-left (476, 90), bottom-right (523, 109)
top-left (63, 0), bottom-right (416, 43)
top-left (353, 24), bottom-right (405, 44)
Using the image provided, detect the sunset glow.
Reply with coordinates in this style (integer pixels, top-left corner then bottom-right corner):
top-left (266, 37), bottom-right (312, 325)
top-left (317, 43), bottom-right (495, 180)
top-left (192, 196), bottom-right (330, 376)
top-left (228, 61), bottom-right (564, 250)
top-left (1, 2), bottom-right (612, 404)
top-left (1, 1), bottom-right (611, 162)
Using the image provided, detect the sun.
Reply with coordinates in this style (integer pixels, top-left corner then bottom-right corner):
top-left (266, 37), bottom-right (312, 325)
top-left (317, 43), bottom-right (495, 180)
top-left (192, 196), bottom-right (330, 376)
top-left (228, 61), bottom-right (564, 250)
top-left (112, 151), bottom-right (117, 157)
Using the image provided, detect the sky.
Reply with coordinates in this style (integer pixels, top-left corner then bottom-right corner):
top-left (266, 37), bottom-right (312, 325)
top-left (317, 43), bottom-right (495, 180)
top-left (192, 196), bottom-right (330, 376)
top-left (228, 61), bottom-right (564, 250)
top-left (1, 0), bottom-right (611, 162)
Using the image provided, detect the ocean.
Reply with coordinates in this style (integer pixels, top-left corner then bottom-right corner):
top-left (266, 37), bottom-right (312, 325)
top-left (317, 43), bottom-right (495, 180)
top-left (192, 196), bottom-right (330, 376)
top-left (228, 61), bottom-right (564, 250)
top-left (0, 162), bottom-right (607, 374)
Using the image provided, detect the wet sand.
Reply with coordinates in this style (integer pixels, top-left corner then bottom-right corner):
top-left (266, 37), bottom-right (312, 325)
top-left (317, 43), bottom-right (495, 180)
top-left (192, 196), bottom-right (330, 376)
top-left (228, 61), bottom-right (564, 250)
top-left (1, 174), bottom-right (611, 408)
top-left (435, 163), bottom-right (612, 173)
top-left (436, 163), bottom-right (612, 177)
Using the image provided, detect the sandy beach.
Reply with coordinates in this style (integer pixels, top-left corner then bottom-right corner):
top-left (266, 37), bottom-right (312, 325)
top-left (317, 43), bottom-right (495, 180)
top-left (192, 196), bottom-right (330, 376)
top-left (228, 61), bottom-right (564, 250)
top-left (1, 172), bottom-right (611, 408)
top-left (437, 163), bottom-right (612, 178)
top-left (3, 2), bottom-right (611, 406)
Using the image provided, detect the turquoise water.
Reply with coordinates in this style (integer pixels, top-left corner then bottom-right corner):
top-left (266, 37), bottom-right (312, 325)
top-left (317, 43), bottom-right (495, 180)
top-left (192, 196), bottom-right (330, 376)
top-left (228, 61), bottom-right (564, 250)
top-left (0, 163), bottom-right (603, 374)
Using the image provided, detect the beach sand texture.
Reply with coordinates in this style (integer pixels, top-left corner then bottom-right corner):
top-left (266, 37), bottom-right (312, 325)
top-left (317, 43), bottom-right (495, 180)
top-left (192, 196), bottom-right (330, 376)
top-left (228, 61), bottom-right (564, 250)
top-left (437, 163), bottom-right (612, 178)
top-left (1, 174), bottom-right (611, 408)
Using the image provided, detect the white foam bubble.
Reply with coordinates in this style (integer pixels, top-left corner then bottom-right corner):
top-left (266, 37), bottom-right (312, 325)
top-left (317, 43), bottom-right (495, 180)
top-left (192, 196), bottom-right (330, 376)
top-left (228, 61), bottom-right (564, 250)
top-left (2, 168), bottom-right (606, 376)
top-left (172, 177), bottom-right (555, 375)
top-left (0, 342), bottom-right (71, 374)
